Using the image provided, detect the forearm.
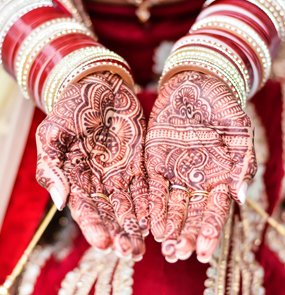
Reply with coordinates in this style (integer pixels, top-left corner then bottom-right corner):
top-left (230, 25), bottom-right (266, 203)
top-left (0, 0), bottom-right (133, 113)
top-left (161, 0), bottom-right (285, 108)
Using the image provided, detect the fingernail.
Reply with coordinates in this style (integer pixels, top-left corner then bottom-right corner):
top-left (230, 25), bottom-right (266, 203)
top-left (49, 186), bottom-right (64, 210)
top-left (162, 240), bottom-right (177, 259)
top-left (133, 254), bottom-right (143, 262)
top-left (197, 255), bottom-right (211, 264)
top-left (196, 235), bottom-right (217, 264)
top-left (114, 233), bottom-right (132, 257)
top-left (154, 236), bottom-right (164, 242)
top-left (95, 246), bottom-right (112, 255)
top-left (85, 227), bottom-right (112, 250)
top-left (175, 236), bottom-right (193, 260)
top-left (177, 252), bottom-right (192, 261)
top-left (165, 256), bottom-right (178, 263)
top-left (237, 182), bottom-right (248, 204)
top-left (151, 227), bottom-right (165, 242)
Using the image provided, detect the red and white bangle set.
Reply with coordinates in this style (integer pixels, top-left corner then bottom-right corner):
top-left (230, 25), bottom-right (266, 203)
top-left (0, 0), bottom-right (134, 113)
top-left (161, 0), bottom-right (285, 109)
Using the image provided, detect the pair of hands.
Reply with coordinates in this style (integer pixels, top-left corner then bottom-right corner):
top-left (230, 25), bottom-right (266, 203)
top-left (36, 71), bottom-right (256, 263)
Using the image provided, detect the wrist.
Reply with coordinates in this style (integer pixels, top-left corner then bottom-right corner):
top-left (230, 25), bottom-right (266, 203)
top-left (160, 0), bottom-right (285, 109)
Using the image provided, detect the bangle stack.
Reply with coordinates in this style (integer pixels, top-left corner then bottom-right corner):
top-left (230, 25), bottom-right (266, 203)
top-left (0, 0), bottom-right (134, 112)
top-left (161, 0), bottom-right (285, 107)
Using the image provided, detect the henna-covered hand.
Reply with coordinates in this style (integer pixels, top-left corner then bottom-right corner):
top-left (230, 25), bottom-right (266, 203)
top-left (36, 72), bottom-right (148, 260)
top-left (145, 71), bottom-right (257, 263)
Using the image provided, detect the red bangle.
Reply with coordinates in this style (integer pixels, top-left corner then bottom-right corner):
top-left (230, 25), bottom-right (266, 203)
top-left (206, 0), bottom-right (280, 49)
top-left (29, 34), bottom-right (98, 104)
top-left (180, 30), bottom-right (254, 88)
top-left (204, 9), bottom-right (280, 56)
top-left (2, 6), bottom-right (69, 75)
top-left (192, 27), bottom-right (263, 90)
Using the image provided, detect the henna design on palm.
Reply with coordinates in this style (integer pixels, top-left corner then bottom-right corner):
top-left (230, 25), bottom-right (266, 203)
top-left (145, 71), bottom-right (257, 263)
top-left (36, 72), bottom-right (148, 260)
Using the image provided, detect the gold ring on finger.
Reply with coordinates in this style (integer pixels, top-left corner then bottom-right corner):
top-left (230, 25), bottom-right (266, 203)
top-left (170, 184), bottom-right (190, 193)
top-left (91, 192), bottom-right (109, 202)
top-left (189, 190), bottom-right (209, 198)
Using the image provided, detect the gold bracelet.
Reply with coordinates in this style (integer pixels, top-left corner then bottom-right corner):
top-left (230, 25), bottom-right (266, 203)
top-left (47, 56), bottom-right (131, 111)
top-left (42, 46), bottom-right (134, 113)
top-left (163, 47), bottom-right (245, 92)
top-left (0, 0), bottom-right (53, 65)
top-left (15, 18), bottom-right (94, 100)
top-left (161, 47), bottom-right (247, 108)
top-left (191, 15), bottom-right (272, 87)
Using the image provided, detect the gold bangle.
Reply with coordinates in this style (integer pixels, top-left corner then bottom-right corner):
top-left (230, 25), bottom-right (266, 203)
top-left (172, 35), bottom-right (251, 95)
top-left (91, 192), bottom-right (109, 202)
top-left (0, 0), bottom-right (54, 65)
top-left (161, 47), bottom-right (247, 108)
top-left (42, 46), bottom-right (134, 113)
top-left (15, 18), bottom-right (94, 100)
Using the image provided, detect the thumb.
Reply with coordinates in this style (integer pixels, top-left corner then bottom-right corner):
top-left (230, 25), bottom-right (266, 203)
top-left (228, 148), bottom-right (257, 204)
top-left (36, 122), bottom-right (70, 210)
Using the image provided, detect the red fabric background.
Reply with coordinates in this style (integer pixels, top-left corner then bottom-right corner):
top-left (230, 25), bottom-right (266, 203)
top-left (0, 110), bottom-right (50, 282)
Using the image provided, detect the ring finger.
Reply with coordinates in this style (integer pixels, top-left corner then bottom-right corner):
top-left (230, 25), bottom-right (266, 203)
top-left (175, 191), bottom-right (208, 261)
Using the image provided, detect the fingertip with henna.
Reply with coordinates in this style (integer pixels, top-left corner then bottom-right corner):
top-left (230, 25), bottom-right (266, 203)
top-left (196, 235), bottom-right (218, 264)
top-left (151, 225), bottom-right (165, 242)
top-left (84, 226), bottom-right (112, 251)
top-left (162, 239), bottom-right (177, 263)
top-left (175, 236), bottom-right (194, 260)
top-left (114, 232), bottom-right (133, 257)
top-left (197, 254), bottom-right (211, 264)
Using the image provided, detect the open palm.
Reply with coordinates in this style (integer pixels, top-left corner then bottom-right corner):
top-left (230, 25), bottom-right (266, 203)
top-left (145, 71), bottom-right (256, 263)
top-left (36, 72), bottom-right (148, 260)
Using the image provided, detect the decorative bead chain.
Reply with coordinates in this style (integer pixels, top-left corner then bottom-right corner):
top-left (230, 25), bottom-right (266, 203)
top-left (191, 15), bottom-right (272, 87)
top-left (42, 46), bottom-right (134, 113)
top-left (112, 258), bottom-right (134, 295)
top-left (15, 18), bottom-right (93, 100)
top-left (0, 0), bottom-right (53, 64)
top-left (95, 254), bottom-right (118, 295)
top-left (247, 0), bottom-right (285, 41)
top-left (161, 47), bottom-right (247, 108)
top-left (58, 248), bottom-right (119, 295)
top-left (172, 34), bottom-right (251, 95)
top-left (18, 246), bottom-right (53, 295)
